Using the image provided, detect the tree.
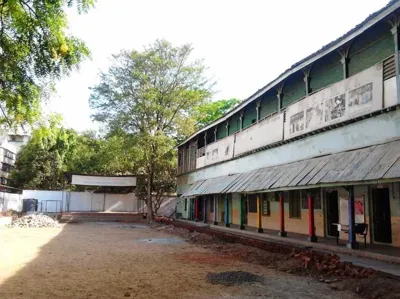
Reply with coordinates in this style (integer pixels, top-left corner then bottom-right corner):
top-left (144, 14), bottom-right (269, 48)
top-left (90, 40), bottom-right (214, 221)
top-left (193, 98), bottom-right (240, 128)
top-left (0, 0), bottom-right (93, 129)
top-left (10, 115), bottom-right (77, 189)
top-left (175, 98), bottom-right (241, 143)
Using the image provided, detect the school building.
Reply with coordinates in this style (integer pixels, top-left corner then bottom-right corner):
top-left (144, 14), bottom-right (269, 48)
top-left (176, 0), bottom-right (400, 249)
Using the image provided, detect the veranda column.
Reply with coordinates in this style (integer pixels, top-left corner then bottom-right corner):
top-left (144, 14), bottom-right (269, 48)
top-left (214, 195), bottom-right (218, 225)
top-left (278, 192), bottom-right (287, 237)
top-left (225, 195), bottom-right (230, 227)
top-left (347, 186), bottom-right (358, 249)
top-left (307, 192), bottom-right (317, 242)
top-left (194, 198), bottom-right (199, 221)
top-left (257, 195), bottom-right (263, 233)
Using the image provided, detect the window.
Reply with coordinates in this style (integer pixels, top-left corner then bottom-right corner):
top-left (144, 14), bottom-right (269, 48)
top-left (210, 196), bottom-right (214, 213)
top-left (248, 194), bottom-right (258, 213)
top-left (289, 190), bottom-right (302, 218)
top-left (2, 163), bottom-right (11, 172)
top-left (0, 177), bottom-right (7, 185)
top-left (262, 194), bottom-right (271, 216)
top-left (184, 198), bottom-right (187, 211)
top-left (4, 150), bottom-right (14, 160)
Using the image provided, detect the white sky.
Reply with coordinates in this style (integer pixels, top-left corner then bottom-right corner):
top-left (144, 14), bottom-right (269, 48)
top-left (48, 0), bottom-right (390, 132)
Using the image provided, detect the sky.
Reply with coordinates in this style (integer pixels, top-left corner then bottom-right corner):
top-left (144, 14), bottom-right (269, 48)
top-left (47, 0), bottom-right (390, 132)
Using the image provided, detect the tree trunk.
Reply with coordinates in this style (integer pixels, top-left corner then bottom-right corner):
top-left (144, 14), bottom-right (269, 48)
top-left (146, 169), bottom-right (154, 222)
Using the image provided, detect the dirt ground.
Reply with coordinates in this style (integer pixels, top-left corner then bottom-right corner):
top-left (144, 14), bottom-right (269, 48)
top-left (0, 222), bottom-right (398, 299)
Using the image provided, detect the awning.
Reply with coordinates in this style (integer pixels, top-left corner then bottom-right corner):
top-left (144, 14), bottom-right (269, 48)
top-left (182, 138), bottom-right (400, 197)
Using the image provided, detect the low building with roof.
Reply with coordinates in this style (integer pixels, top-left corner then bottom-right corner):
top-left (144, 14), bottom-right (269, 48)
top-left (176, 0), bottom-right (400, 249)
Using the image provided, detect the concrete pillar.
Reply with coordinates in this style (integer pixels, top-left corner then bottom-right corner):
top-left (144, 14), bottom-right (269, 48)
top-left (239, 111), bottom-right (244, 131)
top-left (307, 192), bottom-right (317, 242)
top-left (225, 121), bottom-right (229, 136)
top-left (257, 195), bottom-right (263, 233)
top-left (347, 186), bottom-right (358, 249)
top-left (194, 198), bottom-right (199, 221)
top-left (214, 127), bottom-right (217, 142)
top-left (277, 92), bottom-right (282, 111)
top-left (256, 100), bottom-right (261, 122)
top-left (225, 195), bottom-right (230, 227)
top-left (340, 56), bottom-right (349, 79)
top-left (391, 23), bottom-right (400, 103)
top-left (203, 197), bottom-right (207, 223)
top-left (239, 195), bottom-right (245, 230)
top-left (278, 192), bottom-right (287, 237)
top-left (303, 70), bottom-right (310, 96)
top-left (214, 195), bottom-right (218, 225)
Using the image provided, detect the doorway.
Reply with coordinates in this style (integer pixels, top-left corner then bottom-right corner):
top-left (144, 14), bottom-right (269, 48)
top-left (326, 191), bottom-right (339, 237)
top-left (241, 195), bottom-right (248, 225)
top-left (372, 188), bottom-right (392, 244)
top-left (189, 198), bottom-right (195, 220)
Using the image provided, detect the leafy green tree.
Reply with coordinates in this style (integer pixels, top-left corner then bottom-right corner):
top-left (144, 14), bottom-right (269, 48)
top-left (0, 0), bottom-right (93, 128)
top-left (90, 40), bottom-right (214, 220)
top-left (193, 98), bottom-right (240, 128)
top-left (10, 115), bottom-right (77, 190)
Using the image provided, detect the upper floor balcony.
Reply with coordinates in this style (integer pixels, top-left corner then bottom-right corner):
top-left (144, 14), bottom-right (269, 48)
top-left (178, 57), bottom-right (398, 175)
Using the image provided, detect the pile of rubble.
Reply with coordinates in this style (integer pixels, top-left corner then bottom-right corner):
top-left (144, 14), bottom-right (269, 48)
top-left (7, 214), bottom-right (60, 228)
top-left (290, 248), bottom-right (376, 278)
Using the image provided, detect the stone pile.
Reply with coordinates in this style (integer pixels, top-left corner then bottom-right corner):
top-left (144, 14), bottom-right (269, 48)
top-left (290, 248), bottom-right (376, 278)
top-left (7, 214), bottom-right (60, 228)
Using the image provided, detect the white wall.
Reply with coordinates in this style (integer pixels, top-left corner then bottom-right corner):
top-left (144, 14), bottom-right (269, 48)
top-left (235, 113), bottom-right (284, 156)
top-left (22, 190), bottom-right (142, 213)
top-left (0, 193), bottom-right (22, 212)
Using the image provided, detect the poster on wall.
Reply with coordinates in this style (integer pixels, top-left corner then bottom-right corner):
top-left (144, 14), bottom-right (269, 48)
top-left (284, 63), bottom-right (383, 140)
top-left (339, 195), bottom-right (365, 225)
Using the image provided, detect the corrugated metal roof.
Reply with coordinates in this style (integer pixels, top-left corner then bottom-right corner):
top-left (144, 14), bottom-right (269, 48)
top-left (181, 138), bottom-right (400, 197)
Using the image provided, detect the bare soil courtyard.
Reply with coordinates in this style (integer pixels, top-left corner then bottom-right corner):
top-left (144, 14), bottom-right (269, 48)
top-left (0, 222), bottom-right (398, 298)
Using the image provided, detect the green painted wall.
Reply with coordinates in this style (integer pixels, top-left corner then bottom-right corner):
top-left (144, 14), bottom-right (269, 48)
top-left (310, 53), bottom-right (343, 92)
top-left (242, 102), bottom-right (257, 128)
top-left (349, 24), bottom-right (394, 77)
top-left (216, 122), bottom-right (227, 140)
top-left (282, 74), bottom-right (306, 108)
top-left (260, 93), bottom-right (278, 119)
top-left (228, 113), bottom-right (241, 135)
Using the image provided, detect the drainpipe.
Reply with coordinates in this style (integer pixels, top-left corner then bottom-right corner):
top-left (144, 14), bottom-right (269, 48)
top-left (278, 192), bottom-right (287, 237)
top-left (307, 192), bottom-right (317, 242)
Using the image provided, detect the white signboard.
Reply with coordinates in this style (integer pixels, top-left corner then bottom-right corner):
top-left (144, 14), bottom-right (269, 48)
top-left (339, 195), bottom-right (365, 225)
top-left (234, 113), bottom-right (284, 156)
top-left (284, 63), bottom-right (383, 139)
top-left (71, 175), bottom-right (137, 187)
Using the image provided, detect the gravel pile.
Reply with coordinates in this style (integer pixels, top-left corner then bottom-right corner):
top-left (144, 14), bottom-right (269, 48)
top-left (7, 214), bottom-right (60, 228)
top-left (206, 271), bottom-right (264, 286)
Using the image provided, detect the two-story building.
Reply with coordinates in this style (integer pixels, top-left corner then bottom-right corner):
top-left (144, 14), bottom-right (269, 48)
top-left (176, 0), bottom-right (400, 249)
